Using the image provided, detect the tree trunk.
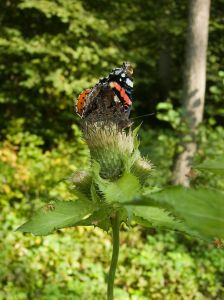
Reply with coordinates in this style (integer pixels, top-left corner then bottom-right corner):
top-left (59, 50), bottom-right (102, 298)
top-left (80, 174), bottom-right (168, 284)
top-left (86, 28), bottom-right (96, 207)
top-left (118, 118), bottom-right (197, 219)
top-left (172, 0), bottom-right (211, 186)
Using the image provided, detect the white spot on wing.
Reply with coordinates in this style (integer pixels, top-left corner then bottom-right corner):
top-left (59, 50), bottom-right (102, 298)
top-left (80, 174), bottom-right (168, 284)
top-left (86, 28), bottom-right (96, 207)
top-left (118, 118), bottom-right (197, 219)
top-left (126, 78), bottom-right (133, 87)
top-left (114, 95), bottom-right (120, 103)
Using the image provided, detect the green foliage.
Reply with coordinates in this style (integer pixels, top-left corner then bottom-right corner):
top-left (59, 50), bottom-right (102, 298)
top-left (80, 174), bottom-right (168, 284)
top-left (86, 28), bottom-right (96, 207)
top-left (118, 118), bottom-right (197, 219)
top-left (17, 199), bottom-right (95, 235)
top-left (18, 123), bottom-right (224, 244)
top-left (194, 125), bottom-right (224, 190)
top-left (143, 187), bottom-right (224, 240)
top-left (1, 120), bottom-right (224, 299)
top-left (156, 102), bottom-right (182, 130)
top-left (139, 127), bottom-right (178, 186)
top-left (1, 0), bottom-right (223, 144)
top-left (95, 170), bottom-right (141, 204)
top-left (0, 0), bottom-right (124, 142)
top-left (1, 0), bottom-right (224, 298)
top-left (1, 215), bottom-right (224, 299)
top-left (194, 157), bottom-right (224, 175)
top-left (139, 124), bottom-right (224, 190)
top-left (132, 206), bottom-right (186, 232)
top-left (17, 125), bottom-right (147, 235)
top-left (0, 124), bottom-right (88, 207)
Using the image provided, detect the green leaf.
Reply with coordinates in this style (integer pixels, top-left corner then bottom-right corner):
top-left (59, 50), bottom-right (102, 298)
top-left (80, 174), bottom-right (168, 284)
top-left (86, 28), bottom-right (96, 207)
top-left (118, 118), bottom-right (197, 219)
top-left (17, 199), bottom-right (95, 236)
top-left (132, 123), bottom-right (141, 136)
top-left (95, 169), bottom-right (141, 204)
top-left (90, 183), bottom-right (101, 203)
top-left (132, 124), bottom-right (141, 151)
top-left (194, 158), bottom-right (224, 175)
top-left (75, 204), bottom-right (113, 231)
top-left (147, 187), bottom-right (224, 240)
top-left (156, 102), bottom-right (173, 110)
top-left (75, 202), bottom-right (129, 231)
top-left (132, 206), bottom-right (194, 235)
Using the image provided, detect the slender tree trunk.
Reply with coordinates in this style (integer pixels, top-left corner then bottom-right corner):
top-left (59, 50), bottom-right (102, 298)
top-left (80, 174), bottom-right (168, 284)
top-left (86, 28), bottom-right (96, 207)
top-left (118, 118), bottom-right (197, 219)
top-left (172, 0), bottom-right (211, 186)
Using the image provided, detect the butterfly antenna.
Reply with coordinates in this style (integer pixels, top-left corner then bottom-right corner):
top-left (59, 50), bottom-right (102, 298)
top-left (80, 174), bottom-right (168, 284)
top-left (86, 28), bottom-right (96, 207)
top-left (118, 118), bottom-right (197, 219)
top-left (130, 113), bottom-right (155, 120)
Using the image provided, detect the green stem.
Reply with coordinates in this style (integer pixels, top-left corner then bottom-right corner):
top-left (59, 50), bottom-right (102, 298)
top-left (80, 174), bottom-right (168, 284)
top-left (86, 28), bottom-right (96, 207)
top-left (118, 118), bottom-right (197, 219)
top-left (107, 212), bottom-right (120, 300)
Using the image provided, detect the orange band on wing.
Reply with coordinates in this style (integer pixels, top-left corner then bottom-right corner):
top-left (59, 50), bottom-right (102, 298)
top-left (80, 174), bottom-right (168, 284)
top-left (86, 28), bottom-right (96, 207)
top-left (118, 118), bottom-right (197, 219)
top-left (76, 89), bottom-right (91, 115)
top-left (109, 82), bottom-right (132, 106)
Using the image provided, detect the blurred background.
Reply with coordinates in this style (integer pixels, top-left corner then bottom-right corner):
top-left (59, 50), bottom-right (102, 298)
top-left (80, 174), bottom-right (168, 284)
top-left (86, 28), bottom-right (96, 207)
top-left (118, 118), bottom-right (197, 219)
top-left (0, 0), bottom-right (224, 299)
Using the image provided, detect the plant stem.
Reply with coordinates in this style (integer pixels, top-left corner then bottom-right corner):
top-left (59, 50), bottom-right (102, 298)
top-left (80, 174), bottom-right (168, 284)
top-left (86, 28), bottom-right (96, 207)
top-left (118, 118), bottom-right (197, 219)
top-left (107, 211), bottom-right (120, 300)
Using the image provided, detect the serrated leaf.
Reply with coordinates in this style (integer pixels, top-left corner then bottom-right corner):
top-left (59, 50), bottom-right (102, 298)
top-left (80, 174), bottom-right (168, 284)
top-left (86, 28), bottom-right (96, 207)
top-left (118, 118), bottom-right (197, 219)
top-left (194, 158), bottom-right (224, 174)
top-left (90, 183), bottom-right (101, 203)
top-left (17, 200), bottom-right (95, 236)
top-left (95, 170), bottom-right (141, 204)
top-left (148, 187), bottom-right (224, 240)
top-left (130, 205), bottom-right (193, 234)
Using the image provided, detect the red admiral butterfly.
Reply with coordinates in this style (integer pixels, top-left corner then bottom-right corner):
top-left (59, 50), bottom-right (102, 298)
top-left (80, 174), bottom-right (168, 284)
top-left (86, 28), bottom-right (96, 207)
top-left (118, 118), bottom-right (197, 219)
top-left (75, 62), bottom-right (133, 120)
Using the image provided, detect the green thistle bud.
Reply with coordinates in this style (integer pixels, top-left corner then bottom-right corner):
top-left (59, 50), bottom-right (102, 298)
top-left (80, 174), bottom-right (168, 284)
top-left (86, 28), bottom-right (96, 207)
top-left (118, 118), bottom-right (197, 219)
top-left (132, 158), bottom-right (153, 185)
top-left (70, 170), bottom-right (92, 195)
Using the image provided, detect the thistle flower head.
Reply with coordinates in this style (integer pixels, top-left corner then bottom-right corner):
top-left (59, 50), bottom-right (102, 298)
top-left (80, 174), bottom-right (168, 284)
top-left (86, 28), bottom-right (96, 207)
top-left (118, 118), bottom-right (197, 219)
top-left (82, 120), bottom-right (140, 180)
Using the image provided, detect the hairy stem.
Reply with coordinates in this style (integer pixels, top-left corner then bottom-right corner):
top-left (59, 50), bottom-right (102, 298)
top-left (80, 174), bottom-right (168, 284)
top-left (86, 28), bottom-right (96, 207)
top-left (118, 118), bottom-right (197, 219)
top-left (107, 212), bottom-right (120, 300)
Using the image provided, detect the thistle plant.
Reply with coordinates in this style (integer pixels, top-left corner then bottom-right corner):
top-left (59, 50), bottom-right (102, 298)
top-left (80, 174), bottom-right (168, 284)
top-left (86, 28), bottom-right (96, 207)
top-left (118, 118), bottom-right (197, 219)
top-left (18, 63), bottom-right (224, 300)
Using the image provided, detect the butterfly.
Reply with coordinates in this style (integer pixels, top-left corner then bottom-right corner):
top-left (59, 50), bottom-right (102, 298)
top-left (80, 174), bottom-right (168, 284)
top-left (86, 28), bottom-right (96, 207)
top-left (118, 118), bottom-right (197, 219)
top-left (75, 62), bottom-right (134, 119)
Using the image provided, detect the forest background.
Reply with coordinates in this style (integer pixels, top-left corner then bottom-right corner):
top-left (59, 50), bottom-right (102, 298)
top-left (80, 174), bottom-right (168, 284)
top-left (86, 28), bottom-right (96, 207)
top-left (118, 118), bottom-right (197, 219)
top-left (0, 0), bottom-right (224, 299)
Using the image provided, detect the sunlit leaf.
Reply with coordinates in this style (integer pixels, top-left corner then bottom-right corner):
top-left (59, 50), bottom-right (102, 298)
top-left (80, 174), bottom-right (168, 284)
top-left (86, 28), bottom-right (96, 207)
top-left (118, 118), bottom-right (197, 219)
top-left (146, 187), bottom-right (224, 240)
top-left (131, 205), bottom-right (190, 232)
top-left (95, 170), bottom-right (141, 204)
top-left (75, 204), bottom-right (113, 231)
top-left (194, 158), bottom-right (224, 175)
top-left (17, 199), bottom-right (95, 236)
